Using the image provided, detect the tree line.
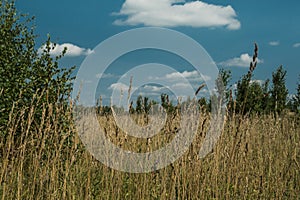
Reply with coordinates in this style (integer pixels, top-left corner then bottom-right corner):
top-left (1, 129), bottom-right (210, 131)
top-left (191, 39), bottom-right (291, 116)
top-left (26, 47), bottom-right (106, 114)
top-left (97, 45), bottom-right (300, 117)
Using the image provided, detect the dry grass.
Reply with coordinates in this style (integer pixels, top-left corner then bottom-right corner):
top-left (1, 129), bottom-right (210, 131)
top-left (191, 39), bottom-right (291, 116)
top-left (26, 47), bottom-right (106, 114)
top-left (0, 101), bottom-right (299, 199)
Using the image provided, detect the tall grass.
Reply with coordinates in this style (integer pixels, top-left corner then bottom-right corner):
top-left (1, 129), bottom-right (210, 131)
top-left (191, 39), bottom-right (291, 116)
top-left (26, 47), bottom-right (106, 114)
top-left (0, 98), bottom-right (299, 199)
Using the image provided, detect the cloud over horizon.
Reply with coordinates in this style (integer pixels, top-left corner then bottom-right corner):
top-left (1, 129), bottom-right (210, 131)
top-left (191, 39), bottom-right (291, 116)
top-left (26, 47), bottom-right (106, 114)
top-left (220, 53), bottom-right (263, 67)
top-left (106, 70), bottom-right (210, 100)
top-left (164, 70), bottom-right (211, 82)
top-left (293, 43), bottom-right (300, 48)
top-left (113, 0), bottom-right (241, 30)
top-left (269, 41), bottom-right (280, 46)
top-left (39, 43), bottom-right (94, 57)
top-left (108, 83), bottom-right (130, 92)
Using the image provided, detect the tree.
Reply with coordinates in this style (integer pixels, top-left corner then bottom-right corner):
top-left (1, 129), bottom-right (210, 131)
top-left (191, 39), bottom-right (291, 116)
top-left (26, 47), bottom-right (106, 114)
top-left (135, 95), bottom-right (143, 114)
top-left (0, 1), bottom-right (74, 137)
top-left (160, 93), bottom-right (169, 109)
top-left (270, 65), bottom-right (288, 115)
top-left (143, 96), bottom-right (151, 114)
top-left (247, 81), bottom-right (264, 113)
top-left (235, 43), bottom-right (259, 114)
top-left (292, 75), bottom-right (300, 113)
top-left (206, 69), bottom-right (232, 113)
top-left (216, 69), bottom-right (232, 109)
top-left (261, 79), bottom-right (272, 113)
top-left (160, 93), bottom-right (176, 114)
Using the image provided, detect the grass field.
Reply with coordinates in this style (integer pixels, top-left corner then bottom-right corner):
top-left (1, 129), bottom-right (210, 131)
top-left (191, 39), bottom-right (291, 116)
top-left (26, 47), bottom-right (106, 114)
top-left (1, 101), bottom-right (299, 199)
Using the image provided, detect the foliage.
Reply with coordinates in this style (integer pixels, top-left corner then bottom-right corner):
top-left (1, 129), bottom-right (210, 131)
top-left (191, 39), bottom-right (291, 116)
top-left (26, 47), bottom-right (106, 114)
top-left (0, 0), bottom-right (75, 139)
top-left (247, 81), bottom-right (265, 113)
top-left (235, 43), bottom-right (258, 115)
top-left (160, 93), bottom-right (177, 114)
top-left (261, 79), bottom-right (272, 113)
top-left (232, 44), bottom-right (289, 116)
top-left (292, 75), bottom-right (300, 113)
top-left (143, 96), bottom-right (151, 114)
top-left (270, 65), bottom-right (288, 115)
top-left (135, 95), bottom-right (143, 114)
top-left (210, 69), bottom-right (232, 113)
top-left (216, 69), bottom-right (232, 104)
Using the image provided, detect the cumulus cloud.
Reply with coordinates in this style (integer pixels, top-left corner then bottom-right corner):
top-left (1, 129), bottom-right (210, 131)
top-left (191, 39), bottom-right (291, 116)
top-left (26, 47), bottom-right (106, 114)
top-left (269, 41), bottom-right (280, 46)
top-left (39, 43), bottom-right (94, 57)
top-left (164, 70), bottom-right (211, 81)
top-left (108, 83), bottom-right (130, 91)
top-left (165, 70), bottom-right (198, 79)
top-left (113, 0), bottom-right (241, 30)
top-left (138, 92), bottom-right (163, 97)
top-left (143, 82), bottom-right (199, 94)
top-left (293, 43), bottom-right (300, 48)
top-left (171, 82), bottom-right (190, 90)
top-left (143, 85), bottom-right (166, 92)
top-left (96, 73), bottom-right (118, 79)
top-left (220, 53), bottom-right (263, 67)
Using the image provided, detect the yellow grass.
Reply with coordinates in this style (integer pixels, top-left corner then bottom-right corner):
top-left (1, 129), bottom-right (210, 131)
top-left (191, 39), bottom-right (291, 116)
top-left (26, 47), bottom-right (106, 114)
top-left (0, 102), bottom-right (299, 199)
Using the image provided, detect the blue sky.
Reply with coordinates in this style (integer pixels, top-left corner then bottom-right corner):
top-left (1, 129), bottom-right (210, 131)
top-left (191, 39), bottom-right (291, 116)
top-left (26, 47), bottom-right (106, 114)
top-left (16, 0), bottom-right (300, 105)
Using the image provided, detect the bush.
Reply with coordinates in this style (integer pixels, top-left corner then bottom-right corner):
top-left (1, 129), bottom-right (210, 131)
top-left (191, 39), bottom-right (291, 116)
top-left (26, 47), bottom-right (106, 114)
top-left (0, 0), bottom-right (74, 140)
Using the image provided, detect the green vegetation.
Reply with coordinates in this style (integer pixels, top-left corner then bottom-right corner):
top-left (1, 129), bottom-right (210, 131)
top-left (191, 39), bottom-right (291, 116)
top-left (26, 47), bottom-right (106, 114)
top-left (0, 0), bottom-right (75, 140)
top-left (290, 75), bottom-right (300, 114)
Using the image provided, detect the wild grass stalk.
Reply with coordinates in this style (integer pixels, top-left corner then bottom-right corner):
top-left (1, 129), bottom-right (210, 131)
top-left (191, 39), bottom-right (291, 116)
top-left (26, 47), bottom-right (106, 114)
top-left (0, 95), bottom-right (299, 199)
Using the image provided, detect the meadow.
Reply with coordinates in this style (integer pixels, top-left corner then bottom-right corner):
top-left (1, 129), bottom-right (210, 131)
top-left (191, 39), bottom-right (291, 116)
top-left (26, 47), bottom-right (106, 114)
top-left (1, 98), bottom-right (299, 199)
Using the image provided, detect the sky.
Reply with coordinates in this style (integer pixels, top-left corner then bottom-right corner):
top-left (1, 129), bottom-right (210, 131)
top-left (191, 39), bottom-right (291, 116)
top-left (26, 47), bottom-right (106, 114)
top-left (16, 0), bottom-right (300, 105)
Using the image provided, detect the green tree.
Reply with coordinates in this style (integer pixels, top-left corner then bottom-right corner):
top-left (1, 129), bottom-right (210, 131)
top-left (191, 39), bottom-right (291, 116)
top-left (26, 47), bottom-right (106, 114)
top-left (261, 79), bottom-right (272, 113)
top-left (206, 69), bottom-right (232, 113)
top-left (235, 43), bottom-right (259, 114)
top-left (160, 93), bottom-right (176, 114)
top-left (160, 93), bottom-right (169, 109)
top-left (247, 81), bottom-right (264, 113)
top-left (292, 75), bottom-right (300, 113)
top-left (136, 95), bottom-right (143, 114)
top-left (0, 1), bottom-right (74, 137)
top-left (216, 69), bottom-right (232, 110)
top-left (270, 65), bottom-right (288, 115)
top-left (143, 96), bottom-right (151, 114)
top-left (134, 95), bottom-right (155, 114)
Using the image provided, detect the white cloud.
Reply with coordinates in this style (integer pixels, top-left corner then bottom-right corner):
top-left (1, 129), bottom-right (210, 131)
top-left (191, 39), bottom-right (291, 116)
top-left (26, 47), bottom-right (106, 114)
top-left (138, 92), bottom-right (162, 97)
top-left (114, 0), bottom-right (241, 30)
top-left (293, 43), bottom-right (300, 48)
top-left (108, 83), bottom-right (130, 91)
top-left (171, 82), bottom-right (190, 90)
top-left (143, 85), bottom-right (166, 92)
top-left (96, 73), bottom-right (118, 79)
top-left (39, 43), bottom-right (94, 57)
top-left (269, 41), bottom-right (280, 46)
top-left (164, 70), bottom-right (211, 81)
top-left (165, 70), bottom-right (198, 79)
top-left (220, 53), bottom-right (263, 67)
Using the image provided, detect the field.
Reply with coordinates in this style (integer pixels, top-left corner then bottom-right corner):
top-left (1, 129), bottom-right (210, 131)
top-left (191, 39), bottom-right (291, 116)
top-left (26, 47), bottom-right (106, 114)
top-left (1, 102), bottom-right (299, 199)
